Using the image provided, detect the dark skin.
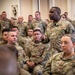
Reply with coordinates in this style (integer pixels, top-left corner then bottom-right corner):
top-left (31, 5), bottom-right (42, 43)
top-left (49, 7), bottom-right (61, 23)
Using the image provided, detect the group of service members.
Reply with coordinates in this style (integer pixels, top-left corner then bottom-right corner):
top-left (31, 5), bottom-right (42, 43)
top-left (0, 6), bottom-right (75, 75)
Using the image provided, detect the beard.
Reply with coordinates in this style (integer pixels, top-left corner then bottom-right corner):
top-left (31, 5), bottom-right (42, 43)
top-left (49, 14), bottom-right (60, 22)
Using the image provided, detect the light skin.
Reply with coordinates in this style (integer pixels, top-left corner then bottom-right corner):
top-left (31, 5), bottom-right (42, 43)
top-left (2, 12), bottom-right (7, 19)
top-left (33, 31), bottom-right (42, 42)
top-left (27, 29), bottom-right (33, 37)
top-left (12, 28), bottom-right (19, 34)
top-left (35, 12), bottom-right (41, 20)
top-left (2, 32), bottom-right (8, 41)
top-left (18, 16), bottom-right (23, 23)
top-left (26, 30), bottom-right (42, 68)
top-left (7, 31), bottom-right (17, 45)
top-left (28, 15), bottom-right (33, 22)
top-left (61, 36), bottom-right (75, 58)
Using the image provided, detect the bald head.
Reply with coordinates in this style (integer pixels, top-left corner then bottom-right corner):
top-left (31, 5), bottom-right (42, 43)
top-left (18, 16), bottom-right (23, 23)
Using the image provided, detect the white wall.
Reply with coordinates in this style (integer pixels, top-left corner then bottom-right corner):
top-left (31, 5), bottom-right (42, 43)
top-left (0, 0), bottom-right (75, 20)
top-left (55, 0), bottom-right (67, 14)
top-left (0, 0), bottom-right (20, 19)
top-left (40, 0), bottom-right (49, 20)
top-left (71, 0), bottom-right (75, 20)
top-left (20, 0), bottom-right (32, 21)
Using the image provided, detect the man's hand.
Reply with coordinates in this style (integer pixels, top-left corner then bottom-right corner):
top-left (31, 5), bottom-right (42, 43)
top-left (26, 61), bottom-right (35, 68)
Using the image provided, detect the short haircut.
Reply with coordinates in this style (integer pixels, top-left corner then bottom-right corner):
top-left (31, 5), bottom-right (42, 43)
top-left (28, 15), bottom-right (33, 17)
top-left (35, 11), bottom-right (41, 15)
top-left (2, 28), bottom-right (11, 34)
top-left (33, 28), bottom-right (42, 33)
top-left (62, 34), bottom-right (75, 43)
top-left (2, 11), bottom-right (6, 14)
top-left (7, 30), bottom-right (17, 36)
top-left (12, 26), bottom-right (18, 30)
top-left (64, 12), bottom-right (68, 14)
top-left (52, 6), bottom-right (61, 14)
top-left (0, 45), bottom-right (18, 59)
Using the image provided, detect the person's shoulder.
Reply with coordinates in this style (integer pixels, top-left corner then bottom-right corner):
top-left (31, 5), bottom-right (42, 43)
top-left (15, 43), bottom-right (23, 50)
top-left (20, 68), bottom-right (31, 75)
top-left (51, 52), bottom-right (63, 60)
top-left (6, 18), bottom-right (11, 22)
top-left (59, 19), bottom-right (71, 25)
top-left (18, 64), bottom-right (31, 75)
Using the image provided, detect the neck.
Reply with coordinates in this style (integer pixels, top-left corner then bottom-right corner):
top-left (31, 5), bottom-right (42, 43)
top-left (64, 49), bottom-right (75, 58)
top-left (34, 40), bottom-right (41, 43)
top-left (36, 18), bottom-right (41, 21)
top-left (53, 17), bottom-right (61, 23)
top-left (8, 42), bottom-right (15, 45)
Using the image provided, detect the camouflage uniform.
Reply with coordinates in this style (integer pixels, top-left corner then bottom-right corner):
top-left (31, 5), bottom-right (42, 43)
top-left (34, 19), bottom-right (46, 34)
top-left (18, 63), bottom-right (31, 75)
top-left (26, 21), bottom-right (34, 29)
top-left (0, 40), bottom-right (7, 46)
top-left (19, 36), bottom-right (33, 49)
top-left (72, 20), bottom-right (75, 30)
top-left (16, 22), bottom-right (27, 37)
top-left (0, 19), bottom-right (12, 32)
top-left (43, 52), bottom-right (75, 75)
top-left (23, 41), bottom-right (50, 75)
top-left (45, 19), bottom-right (75, 55)
top-left (15, 43), bottom-right (25, 67)
top-left (23, 21), bottom-right (34, 36)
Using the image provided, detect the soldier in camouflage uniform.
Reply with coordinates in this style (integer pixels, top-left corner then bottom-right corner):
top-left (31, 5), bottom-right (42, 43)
top-left (0, 28), bottom-right (11, 45)
top-left (7, 31), bottom-right (25, 67)
top-left (33, 11), bottom-right (46, 34)
top-left (25, 15), bottom-right (34, 30)
top-left (43, 34), bottom-right (75, 75)
top-left (72, 20), bottom-right (75, 30)
top-left (23, 28), bottom-right (50, 75)
top-left (10, 17), bottom-right (17, 26)
top-left (0, 11), bottom-right (12, 33)
top-left (64, 12), bottom-right (73, 23)
top-left (16, 16), bottom-right (27, 37)
top-left (45, 6), bottom-right (75, 55)
top-left (19, 28), bottom-right (33, 49)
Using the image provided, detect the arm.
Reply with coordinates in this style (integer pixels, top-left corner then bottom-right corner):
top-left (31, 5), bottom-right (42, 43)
top-left (43, 56), bottom-right (53, 75)
top-left (66, 22), bottom-right (75, 34)
top-left (35, 44), bottom-right (50, 65)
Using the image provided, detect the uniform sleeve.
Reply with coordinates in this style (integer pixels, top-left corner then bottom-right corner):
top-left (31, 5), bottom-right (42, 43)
top-left (24, 45), bottom-right (31, 62)
top-left (43, 56), bottom-right (53, 75)
top-left (35, 44), bottom-right (50, 65)
top-left (66, 22), bottom-right (75, 34)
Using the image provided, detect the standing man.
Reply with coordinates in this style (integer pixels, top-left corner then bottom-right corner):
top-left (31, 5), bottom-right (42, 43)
top-left (25, 15), bottom-right (34, 36)
top-left (34, 11), bottom-right (46, 34)
top-left (26, 15), bottom-right (34, 29)
top-left (45, 6), bottom-right (75, 55)
top-left (0, 11), bottom-right (12, 32)
top-left (64, 12), bottom-right (73, 23)
top-left (16, 16), bottom-right (27, 37)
